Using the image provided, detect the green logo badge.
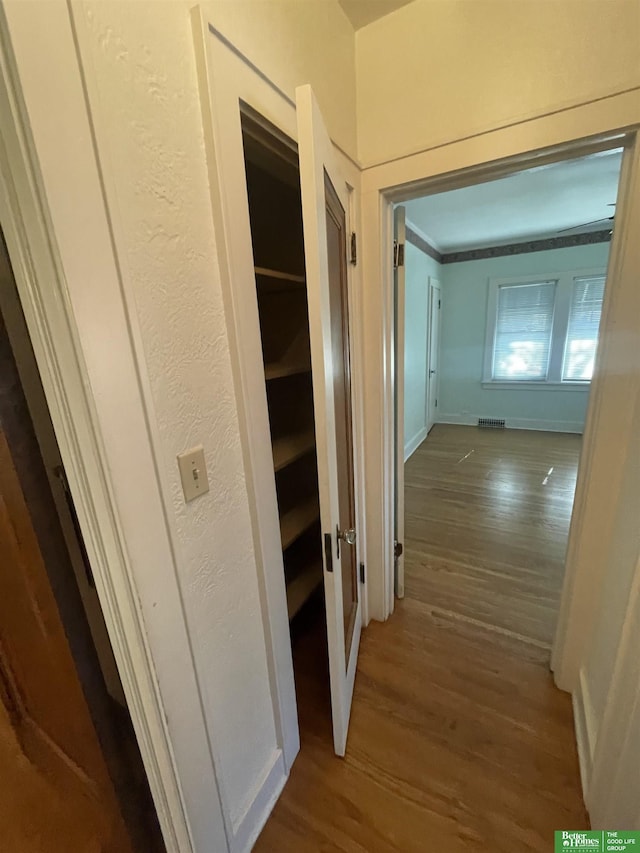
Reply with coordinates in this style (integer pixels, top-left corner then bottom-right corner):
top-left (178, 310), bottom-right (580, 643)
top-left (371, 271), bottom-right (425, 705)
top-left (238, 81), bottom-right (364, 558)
top-left (555, 831), bottom-right (640, 852)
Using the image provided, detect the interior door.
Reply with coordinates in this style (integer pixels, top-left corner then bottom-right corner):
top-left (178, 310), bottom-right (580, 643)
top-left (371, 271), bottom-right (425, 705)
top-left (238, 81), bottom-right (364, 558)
top-left (0, 427), bottom-right (133, 852)
top-left (393, 206), bottom-right (406, 599)
top-left (427, 278), bottom-right (441, 432)
top-left (296, 84), bottom-right (361, 756)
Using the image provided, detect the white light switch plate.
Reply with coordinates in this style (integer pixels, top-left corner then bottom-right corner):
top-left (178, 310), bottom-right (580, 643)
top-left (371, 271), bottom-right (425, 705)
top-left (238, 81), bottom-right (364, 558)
top-left (177, 445), bottom-right (210, 502)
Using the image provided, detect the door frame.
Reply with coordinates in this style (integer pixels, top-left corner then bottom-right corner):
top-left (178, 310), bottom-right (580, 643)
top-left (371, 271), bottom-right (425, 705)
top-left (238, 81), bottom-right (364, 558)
top-left (192, 3), bottom-right (366, 779)
top-left (426, 277), bottom-right (441, 434)
top-left (393, 206), bottom-right (406, 599)
top-left (360, 92), bottom-right (640, 624)
top-left (0, 9), bottom-right (215, 853)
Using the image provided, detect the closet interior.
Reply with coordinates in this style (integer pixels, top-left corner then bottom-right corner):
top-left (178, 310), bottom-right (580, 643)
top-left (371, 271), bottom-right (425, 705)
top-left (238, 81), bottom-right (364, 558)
top-left (241, 112), bottom-right (326, 630)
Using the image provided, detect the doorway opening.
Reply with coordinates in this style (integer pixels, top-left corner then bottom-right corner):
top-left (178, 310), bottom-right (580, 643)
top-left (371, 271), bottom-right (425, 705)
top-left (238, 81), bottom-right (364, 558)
top-left (394, 145), bottom-right (623, 648)
top-left (0, 232), bottom-right (165, 853)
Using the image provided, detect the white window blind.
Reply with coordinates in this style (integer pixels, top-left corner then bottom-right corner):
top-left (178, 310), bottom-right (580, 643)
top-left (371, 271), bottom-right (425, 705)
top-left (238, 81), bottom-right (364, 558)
top-left (492, 281), bottom-right (556, 381)
top-left (562, 275), bottom-right (605, 381)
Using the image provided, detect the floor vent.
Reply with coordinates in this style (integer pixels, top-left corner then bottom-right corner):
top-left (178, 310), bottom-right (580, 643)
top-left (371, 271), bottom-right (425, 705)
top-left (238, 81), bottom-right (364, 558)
top-left (478, 418), bottom-right (506, 429)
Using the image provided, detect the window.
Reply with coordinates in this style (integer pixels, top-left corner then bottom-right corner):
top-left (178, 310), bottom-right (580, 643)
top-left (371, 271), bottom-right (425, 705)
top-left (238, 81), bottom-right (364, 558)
top-left (493, 281), bottom-right (556, 380)
top-left (484, 268), bottom-right (606, 386)
top-left (562, 276), bottom-right (606, 381)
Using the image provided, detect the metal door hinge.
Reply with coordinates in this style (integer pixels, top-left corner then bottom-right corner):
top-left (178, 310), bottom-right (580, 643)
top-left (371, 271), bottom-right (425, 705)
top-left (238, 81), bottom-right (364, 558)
top-left (324, 532), bottom-right (333, 573)
top-left (350, 232), bottom-right (357, 265)
top-left (438, 298), bottom-right (441, 309)
top-left (393, 240), bottom-right (405, 269)
top-left (394, 540), bottom-right (403, 559)
top-left (435, 399), bottom-right (438, 407)
top-left (359, 562), bottom-right (365, 584)
top-left (54, 465), bottom-right (95, 589)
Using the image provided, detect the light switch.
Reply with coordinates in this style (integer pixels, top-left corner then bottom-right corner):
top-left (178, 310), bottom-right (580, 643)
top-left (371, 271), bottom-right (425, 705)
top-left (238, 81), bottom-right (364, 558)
top-left (177, 445), bottom-right (210, 503)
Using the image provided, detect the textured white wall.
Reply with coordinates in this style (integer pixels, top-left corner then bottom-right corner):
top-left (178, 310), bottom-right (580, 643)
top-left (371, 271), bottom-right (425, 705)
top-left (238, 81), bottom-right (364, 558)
top-left (6, 0), bottom-right (357, 846)
top-left (70, 0), bottom-right (278, 826)
top-left (356, 0), bottom-right (640, 166)
top-left (205, 0), bottom-right (357, 159)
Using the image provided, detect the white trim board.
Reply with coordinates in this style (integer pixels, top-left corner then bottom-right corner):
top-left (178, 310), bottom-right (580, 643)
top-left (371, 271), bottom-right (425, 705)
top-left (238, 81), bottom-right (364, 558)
top-left (230, 749), bottom-right (286, 853)
top-left (436, 414), bottom-right (584, 434)
top-left (404, 425), bottom-right (428, 461)
top-left (573, 667), bottom-right (597, 802)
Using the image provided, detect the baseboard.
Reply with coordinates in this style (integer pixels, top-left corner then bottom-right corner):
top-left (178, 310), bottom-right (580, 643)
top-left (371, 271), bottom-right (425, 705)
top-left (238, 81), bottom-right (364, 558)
top-left (436, 413), bottom-right (584, 434)
top-left (231, 748), bottom-right (287, 853)
top-left (404, 425), bottom-right (429, 461)
top-left (573, 668), bottom-right (596, 803)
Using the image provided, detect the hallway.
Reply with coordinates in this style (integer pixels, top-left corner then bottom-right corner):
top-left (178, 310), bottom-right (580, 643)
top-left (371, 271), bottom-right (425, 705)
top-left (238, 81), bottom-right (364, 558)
top-left (255, 424), bottom-right (587, 852)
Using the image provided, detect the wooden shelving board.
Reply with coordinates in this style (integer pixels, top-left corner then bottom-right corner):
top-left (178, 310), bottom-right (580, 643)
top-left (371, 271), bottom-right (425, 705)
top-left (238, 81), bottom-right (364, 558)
top-left (255, 266), bottom-right (305, 283)
top-left (272, 429), bottom-right (315, 472)
top-left (286, 560), bottom-right (323, 620)
top-left (280, 497), bottom-right (320, 550)
top-left (264, 360), bottom-right (311, 381)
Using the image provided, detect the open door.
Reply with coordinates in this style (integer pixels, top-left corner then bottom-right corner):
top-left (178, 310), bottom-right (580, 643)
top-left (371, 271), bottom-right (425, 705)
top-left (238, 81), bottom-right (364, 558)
top-left (0, 428), bottom-right (133, 852)
top-left (296, 85), bottom-right (361, 756)
top-left (393, 206), bottom-right (406, 599)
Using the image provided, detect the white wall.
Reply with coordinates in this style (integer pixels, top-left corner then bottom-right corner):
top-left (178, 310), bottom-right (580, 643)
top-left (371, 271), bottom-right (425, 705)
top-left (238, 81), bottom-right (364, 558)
top-left (437, 242), bottom-right (610, 432)
top-left (4, 0), bottom-right (357, 849)
top-left (205, 0), bottom-right (357, 159)
top-left (6, 0), bottom-right (640, 843)
top-left (355, 0), bottom-right (640, 166)
top-left (403, 240), bottom-right (440, 457)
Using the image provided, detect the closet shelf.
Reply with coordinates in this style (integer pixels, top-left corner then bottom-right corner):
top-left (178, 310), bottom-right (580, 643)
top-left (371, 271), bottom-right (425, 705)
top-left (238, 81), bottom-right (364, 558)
top-left (264, 360), bottom-right (312, 381)
top-left (255, 266), bottom-right (305, 283)
top-left (280, 497), bottom-right (320, 550)
top-left (286, 560), bottom-right (323, 620)
top-left (272, 429), bottom-right (316, 472)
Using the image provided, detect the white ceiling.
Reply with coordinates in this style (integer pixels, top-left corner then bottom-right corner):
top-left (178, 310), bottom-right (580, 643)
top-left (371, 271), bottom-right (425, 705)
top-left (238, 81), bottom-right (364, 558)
top-left (404, 149), bottom-right (624, 253)
top-left (339, 0), bottom-right (414, 30)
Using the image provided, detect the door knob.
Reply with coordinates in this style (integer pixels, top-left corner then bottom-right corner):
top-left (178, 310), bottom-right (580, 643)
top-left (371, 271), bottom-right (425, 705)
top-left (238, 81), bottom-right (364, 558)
top-left (338, 527), bottom-right (356, 545)
top-left (336, 525), bottom-right (356, 557)
top-left (429, 369), bottom-right (436, 376)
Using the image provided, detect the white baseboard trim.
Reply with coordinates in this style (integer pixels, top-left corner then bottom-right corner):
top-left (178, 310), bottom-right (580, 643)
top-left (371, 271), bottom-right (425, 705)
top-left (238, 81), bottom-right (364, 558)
top-left (436, 413), bottom-right (584, 434)
top-left (573, 668), bottom-right (596, 804)
top-left (231, 748), bottom-right (287, 853)
top-left (404, 425), bottom-right (429, 461)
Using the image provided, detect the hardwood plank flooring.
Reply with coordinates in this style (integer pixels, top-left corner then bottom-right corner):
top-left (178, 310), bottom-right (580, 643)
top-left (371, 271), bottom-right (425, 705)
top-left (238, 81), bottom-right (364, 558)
top-left (255, 424), bottom-right (587, 852)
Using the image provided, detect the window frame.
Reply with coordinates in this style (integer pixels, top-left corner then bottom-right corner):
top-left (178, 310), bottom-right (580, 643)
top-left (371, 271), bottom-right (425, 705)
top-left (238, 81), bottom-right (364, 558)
top-left (483, 267), bottom-right (607, 387)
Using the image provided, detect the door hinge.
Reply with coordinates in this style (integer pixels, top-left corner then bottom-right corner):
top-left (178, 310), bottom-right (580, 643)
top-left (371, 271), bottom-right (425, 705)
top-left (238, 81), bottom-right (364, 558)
top-left (438, 298), bottom-right (441, 309)
top-left (393, 240), bottom-right (405, 269)
top-left (359, 562), bottom-right (365, 584)
top-left (54, 465), bottom-right (95, 589)
top-left (350, 232), bottom-right (357, 266)
top-left (394, 540), bottom-right (403, 559)
top-left (324, 532), bottom-right (333, 573)
top-left (435, 399), bottom-right (438, 407)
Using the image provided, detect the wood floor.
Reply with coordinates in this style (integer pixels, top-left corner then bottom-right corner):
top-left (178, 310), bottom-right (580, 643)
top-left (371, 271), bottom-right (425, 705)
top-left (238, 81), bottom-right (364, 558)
top-left (255, 424), bottom-right (588, 852)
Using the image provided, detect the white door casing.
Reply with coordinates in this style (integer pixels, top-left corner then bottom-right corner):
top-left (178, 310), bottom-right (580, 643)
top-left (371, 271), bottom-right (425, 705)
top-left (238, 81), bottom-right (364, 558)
top-left (296, 84), bottom-right (362, 757)
top-left (393, 206), bottom-right (406, 599)
top-left (427, 278), bottom-right (441, 433)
